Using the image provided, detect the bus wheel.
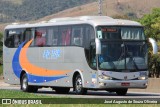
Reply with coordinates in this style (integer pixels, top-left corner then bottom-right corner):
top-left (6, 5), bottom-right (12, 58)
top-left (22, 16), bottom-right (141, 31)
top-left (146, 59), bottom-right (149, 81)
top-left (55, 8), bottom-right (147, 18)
top-left (21, 73), bottom-right (38, 93)
top-left (116, 88), bottom-right (128, 96)
top-left (74, 74), bottom-right (87, 95)
top-left (54, 87), bottom-right (70, 94)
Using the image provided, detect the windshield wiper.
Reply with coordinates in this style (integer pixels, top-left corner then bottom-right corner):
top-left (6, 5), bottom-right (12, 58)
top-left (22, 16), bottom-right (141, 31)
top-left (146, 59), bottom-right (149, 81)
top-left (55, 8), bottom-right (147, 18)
top-left (127, 53), bottom-right (139, 71)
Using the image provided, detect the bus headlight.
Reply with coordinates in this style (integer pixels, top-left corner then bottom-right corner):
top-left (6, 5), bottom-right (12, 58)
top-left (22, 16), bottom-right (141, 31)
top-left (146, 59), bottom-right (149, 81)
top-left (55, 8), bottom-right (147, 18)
top-left (139, 71), bottom-right (148, 80)
top-left (138, 76), bottom-right (146, 80)
top-left (99, 75), bottom-right (112, 80)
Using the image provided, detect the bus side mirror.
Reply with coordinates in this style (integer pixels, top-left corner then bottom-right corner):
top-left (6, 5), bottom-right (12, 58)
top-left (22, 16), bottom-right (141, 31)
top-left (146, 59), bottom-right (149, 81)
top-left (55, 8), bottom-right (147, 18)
top-left (148, 38), bottom-right (158, 54)
top-left (95, 38), bottom-right (101, 55)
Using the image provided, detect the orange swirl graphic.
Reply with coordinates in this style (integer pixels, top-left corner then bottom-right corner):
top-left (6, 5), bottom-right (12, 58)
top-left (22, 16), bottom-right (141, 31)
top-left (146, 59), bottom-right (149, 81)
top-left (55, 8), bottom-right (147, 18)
top-left (19, 39), bottom-right (70, 76)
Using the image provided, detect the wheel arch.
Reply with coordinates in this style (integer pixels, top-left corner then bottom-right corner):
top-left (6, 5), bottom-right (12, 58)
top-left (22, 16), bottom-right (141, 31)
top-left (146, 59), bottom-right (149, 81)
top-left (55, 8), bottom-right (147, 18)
top-left (20, 70), bottom-right (29, 84)
top-left (20, 70), bottom-right (26, 82)
top-left (72, 69), bottom-right (85, 89)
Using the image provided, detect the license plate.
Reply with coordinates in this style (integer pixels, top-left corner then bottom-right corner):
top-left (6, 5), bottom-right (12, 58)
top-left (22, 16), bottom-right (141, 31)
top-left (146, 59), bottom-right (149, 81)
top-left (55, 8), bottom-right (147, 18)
top-left (121, 83), bottom-right (130, 86)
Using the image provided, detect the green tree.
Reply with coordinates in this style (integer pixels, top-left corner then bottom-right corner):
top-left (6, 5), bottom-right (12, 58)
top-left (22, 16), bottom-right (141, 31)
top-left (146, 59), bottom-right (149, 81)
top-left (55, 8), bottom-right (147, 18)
top-left (139, 8), bottom-right (160, 40)
top-left (139, 8), bottom-right (160, 78)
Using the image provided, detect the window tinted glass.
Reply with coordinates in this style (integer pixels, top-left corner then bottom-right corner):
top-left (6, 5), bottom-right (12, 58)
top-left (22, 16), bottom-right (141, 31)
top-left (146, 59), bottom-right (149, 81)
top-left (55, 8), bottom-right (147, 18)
top-left (24, 28), bottom-right (34, 46)
top-left (5, 29), bottom-right (24, 48)
top-left (5, 24), bottom-right (95, 48)
top-left (84, 25), bottom-right (94, 49)
top-left (59, 26), bottom-right (71, 46)
top-left (35, 28), bottom-right (46, 47)
top-left (72, 26), bottom-right (83, 46)
top-left (47, 27), bottom-right (58, 46)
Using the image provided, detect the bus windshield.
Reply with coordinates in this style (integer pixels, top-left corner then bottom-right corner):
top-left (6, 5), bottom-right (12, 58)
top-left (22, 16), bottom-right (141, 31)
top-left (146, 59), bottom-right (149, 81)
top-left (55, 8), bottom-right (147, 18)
top-left (96, 26), bottom-right (147, 72)
top-left (99, 41), bottom-right (148, 71)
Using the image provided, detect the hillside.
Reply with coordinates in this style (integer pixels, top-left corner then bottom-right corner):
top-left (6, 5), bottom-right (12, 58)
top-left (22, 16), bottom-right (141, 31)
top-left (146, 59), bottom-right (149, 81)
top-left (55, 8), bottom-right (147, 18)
top-left (36, 0), bottom-right (160, 22)
top-left (0, 0), bottom-right (95, 23)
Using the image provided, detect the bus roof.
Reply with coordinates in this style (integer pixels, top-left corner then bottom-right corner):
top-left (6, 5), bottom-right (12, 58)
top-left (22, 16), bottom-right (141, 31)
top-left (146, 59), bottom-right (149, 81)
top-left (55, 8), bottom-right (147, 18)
top-left (5, 16), bottom-right (142, 29)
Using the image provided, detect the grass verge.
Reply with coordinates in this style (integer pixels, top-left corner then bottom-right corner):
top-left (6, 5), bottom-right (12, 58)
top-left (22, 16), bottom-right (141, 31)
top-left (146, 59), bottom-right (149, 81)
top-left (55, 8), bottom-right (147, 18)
top-left (0, 90), bottom-right (159, 107)
top-left (0, 89), bottom-right (53, 98)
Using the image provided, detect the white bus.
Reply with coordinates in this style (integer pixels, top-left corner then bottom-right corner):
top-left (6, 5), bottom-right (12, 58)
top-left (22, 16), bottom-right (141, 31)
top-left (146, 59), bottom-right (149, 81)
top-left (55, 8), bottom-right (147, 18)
top-left (3, 16), bottom-right (158, 95)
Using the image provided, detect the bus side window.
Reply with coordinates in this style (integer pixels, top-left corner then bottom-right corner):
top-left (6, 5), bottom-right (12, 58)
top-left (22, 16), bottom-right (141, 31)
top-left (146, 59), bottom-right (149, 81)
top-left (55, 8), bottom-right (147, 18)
top-left (73, 31), bottom-right (81, 46)
top-left (72, 26), bottom-right (83, 46)
top-left (23, 28), bottom-right (33, 46)
top-left (52, 30), bottom-right (58, 46)
top-left (14, 34), bottom-right (20, 47)
top-left (35, 28), bottom-right (46, 47)
top-left (59, 27), bottom-right (71, 46)
top-left (5, 29), bottom-right (23, 48)
top-left (47, 28), bottom-right (53, 46)
top-left (84, 25), bottom-right (95, 49)
top-left (5, 34), bottom-right (14, 48)
top-left (47, 27), bottom-right (58, 46)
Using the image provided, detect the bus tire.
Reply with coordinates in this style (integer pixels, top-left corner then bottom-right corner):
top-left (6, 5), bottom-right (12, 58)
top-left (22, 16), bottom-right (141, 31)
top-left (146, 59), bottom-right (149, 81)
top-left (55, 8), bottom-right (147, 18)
top-left (54, 87), bottom-right (70, 94)
top-left (74, 74), bottom-right (87, 95)
top-left (21, 73), bottom-right (38, 93)
top-left (116, 88), bottom-right (128, 96)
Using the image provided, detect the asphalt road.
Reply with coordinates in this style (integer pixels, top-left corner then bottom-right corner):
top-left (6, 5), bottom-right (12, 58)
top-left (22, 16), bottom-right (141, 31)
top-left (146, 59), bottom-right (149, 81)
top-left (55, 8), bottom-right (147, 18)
top-left (37, 89), bottom-right (160, 98)
top-left (1, 81), bottom-right (160, 98)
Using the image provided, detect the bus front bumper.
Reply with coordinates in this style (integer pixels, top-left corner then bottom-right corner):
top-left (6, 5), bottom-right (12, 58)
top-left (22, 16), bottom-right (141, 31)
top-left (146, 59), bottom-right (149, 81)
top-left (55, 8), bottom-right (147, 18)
top-left (98, 79), bottom-right (148, 89)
